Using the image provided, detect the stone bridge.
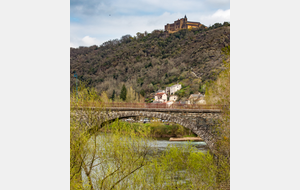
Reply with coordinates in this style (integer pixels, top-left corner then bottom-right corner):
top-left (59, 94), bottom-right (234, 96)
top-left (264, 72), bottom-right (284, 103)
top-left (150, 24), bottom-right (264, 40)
top-left (73, 107), bottom-right (222, 150)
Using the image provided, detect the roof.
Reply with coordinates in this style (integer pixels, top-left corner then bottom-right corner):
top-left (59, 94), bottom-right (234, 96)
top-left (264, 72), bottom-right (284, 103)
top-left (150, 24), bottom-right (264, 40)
top-left (155, 92), bottom-right (167, 99)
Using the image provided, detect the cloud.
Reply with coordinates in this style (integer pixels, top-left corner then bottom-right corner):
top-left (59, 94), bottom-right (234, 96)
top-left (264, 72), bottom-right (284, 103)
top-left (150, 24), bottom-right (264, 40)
top-left (71, 0), bottom-right (112, 17)
top-left (82, 36), bottom-right (98, 46)
top-left (70, 35), bottom-right (100, 47)
top-left (199, 9), bottom-right (230, 26)
top-left (70, 0), bottom-right (230, 47)
top-left (71, 0), bottom-right (229, 18)
top-left (205, 0), bottom-right (230, 8)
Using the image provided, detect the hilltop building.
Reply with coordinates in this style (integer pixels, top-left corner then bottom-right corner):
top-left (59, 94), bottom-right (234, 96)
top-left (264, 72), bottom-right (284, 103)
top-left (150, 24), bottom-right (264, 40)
top-left (164, 15), bottom-right (203, 33)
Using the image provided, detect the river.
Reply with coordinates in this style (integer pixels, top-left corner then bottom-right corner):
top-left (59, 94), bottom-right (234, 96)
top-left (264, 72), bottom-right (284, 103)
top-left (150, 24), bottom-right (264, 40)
top-left (81, 134), bottom-right (208, 189)
top-left (152, 137), bottom-right (208, 152)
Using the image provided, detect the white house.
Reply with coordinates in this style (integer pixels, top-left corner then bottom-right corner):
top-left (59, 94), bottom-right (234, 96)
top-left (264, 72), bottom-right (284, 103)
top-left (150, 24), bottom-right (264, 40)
top-left (166, 84), bottom-right (182, 95)
top-left (169, 95), bottom-right (178, 102)
top-left (154, 92), bottom-right (167, 103)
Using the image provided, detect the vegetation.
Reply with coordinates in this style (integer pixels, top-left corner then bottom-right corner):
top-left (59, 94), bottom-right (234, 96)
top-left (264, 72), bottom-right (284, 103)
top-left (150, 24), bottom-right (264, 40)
top-left (70, 83), bottom-right (152, 190)
top-left (100, 121), bottom-right (197, 138)
top-left (70, 48), bottom-right (230, 188)
top-left (111, 89), bottom-right (115, 101)
top-left (205, 46), bottom-right (230, 188)
top-left (70, 20), bottom-right (230, 187)
top-left (70, 23), bottom-right (230, 101)
top-left (120, 84), bottom-right (127, 101)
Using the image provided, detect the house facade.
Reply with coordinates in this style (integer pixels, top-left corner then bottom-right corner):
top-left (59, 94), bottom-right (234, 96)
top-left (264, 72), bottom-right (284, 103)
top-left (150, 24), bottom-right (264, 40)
top-left (169, 95), bottom-right (178, 102)
top-left (166, 84), bottom-right (182, 95)
top-left (154, 92), bottom-right (167, 103)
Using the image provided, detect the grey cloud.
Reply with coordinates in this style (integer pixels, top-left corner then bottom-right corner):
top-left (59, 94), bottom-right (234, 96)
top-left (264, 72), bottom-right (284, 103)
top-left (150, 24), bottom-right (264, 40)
top-left (71, 0), bottom-right (113, 16)
top-left (71, 0), bottom-right (221, 18)
top-left (205, 0), bottom-right (230, 9)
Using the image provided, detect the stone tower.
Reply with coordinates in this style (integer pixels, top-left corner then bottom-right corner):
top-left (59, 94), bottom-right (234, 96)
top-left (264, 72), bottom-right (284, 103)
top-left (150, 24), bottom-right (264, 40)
top-left (184, 15), bottom-right (188, 29)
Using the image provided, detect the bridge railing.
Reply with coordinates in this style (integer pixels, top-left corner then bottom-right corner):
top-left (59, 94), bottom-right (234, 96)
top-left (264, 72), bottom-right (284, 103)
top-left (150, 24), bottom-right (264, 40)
top-left (73, 102), bottom-right (222, 110)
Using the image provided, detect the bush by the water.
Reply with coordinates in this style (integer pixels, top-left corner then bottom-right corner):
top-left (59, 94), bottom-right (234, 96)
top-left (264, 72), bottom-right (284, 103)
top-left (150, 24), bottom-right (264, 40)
top-left (101, 120), bottom-right (197, 138)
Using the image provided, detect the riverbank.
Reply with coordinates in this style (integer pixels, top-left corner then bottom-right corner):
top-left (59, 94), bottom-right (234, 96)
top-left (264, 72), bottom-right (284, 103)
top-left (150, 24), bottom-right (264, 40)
top-left (169, 137), bottom-right (203, 141)
top-left (100, 121), bottom-right (198, 138)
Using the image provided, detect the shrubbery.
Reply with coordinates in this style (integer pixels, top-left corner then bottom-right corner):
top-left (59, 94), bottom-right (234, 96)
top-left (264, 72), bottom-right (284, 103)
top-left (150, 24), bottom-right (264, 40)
top-left (70, 24), bottom-right (230, 101)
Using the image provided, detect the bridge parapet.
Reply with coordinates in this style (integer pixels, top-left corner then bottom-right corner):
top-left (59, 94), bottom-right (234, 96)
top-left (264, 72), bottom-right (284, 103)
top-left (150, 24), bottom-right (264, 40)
top-left (72, 102), bottom-right (223, 110)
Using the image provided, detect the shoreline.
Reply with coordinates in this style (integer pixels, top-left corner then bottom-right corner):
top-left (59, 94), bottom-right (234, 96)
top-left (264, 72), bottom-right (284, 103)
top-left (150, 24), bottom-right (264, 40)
top-left (169, 137), bottom-right (203, 141)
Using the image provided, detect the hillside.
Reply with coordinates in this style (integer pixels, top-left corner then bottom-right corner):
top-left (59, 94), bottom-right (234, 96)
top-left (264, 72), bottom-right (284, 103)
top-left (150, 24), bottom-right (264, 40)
top-left (70, 22), bottom-right (230, 102)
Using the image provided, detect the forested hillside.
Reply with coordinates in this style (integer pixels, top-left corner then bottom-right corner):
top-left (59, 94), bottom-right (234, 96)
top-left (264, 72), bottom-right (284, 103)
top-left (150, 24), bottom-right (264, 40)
top-left (70, 22), bottom-right (230, 102)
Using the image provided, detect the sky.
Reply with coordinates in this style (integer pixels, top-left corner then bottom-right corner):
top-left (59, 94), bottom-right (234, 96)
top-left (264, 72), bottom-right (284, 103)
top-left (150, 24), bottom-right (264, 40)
top-left (70, 0), bottom-right (230, 48)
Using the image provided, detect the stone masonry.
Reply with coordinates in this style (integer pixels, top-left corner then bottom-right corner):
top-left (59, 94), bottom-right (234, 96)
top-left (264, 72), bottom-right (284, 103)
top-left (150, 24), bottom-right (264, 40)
top-left (73, 107), bottom-right (222, 151)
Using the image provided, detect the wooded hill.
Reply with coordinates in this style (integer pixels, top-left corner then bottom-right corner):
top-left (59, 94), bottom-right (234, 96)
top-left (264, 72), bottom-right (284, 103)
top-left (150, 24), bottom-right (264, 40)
top-left (70, 22), bottom-right (230, 102)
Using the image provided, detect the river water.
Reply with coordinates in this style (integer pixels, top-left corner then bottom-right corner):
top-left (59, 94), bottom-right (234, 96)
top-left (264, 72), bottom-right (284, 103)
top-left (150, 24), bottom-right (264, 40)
top-left (152, 137), bottom-right (208, 152)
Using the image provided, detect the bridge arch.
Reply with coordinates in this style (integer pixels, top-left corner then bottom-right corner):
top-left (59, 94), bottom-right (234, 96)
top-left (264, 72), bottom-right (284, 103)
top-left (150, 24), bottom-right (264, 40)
top-left (103, 110), bottom-right (216, 149)
top-left (73, 107), bottom-right (221, 151)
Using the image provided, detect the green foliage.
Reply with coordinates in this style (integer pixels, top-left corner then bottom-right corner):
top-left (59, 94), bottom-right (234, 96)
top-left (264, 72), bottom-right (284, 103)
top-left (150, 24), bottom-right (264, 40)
top-left (71, 84), bottom-right (153, 189)
top-left (205, 45), bottom-right (230, 188)
top-left (199, 83), bottom-right (206, 94)
top-left (101, 121), bottom-right (196, 138)
top-left (120, 84), bottom-right (127, 101)
top-left (98, 121), bottom-right (227, 189)
top-left (70, 24), bottom-right (230, 101)
top-left (140, 89), bottom-right (145, 97)
top-left (111, 89), bottom-right (115, 101)
top-left (70, 83), bottom-right (104, 189)
top-left (70, 81), bottom-right (229, 189)
top-left (134, 144), bottom-right (221, 189)
top-left (70, 34), bottom-right (231, 190)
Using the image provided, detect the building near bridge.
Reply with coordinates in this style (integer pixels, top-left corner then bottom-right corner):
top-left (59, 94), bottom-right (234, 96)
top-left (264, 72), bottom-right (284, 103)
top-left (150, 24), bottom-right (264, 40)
top-left (154, 92), bottom-right (167, 103)
top-left (164, 15), bottom-right (203, 33)
top-left (169, 95), bottom-right (178, 102)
